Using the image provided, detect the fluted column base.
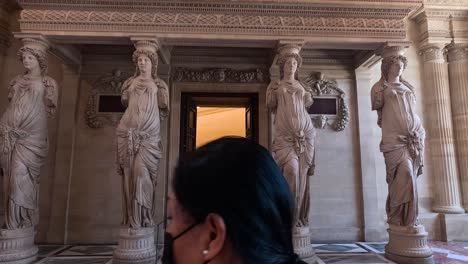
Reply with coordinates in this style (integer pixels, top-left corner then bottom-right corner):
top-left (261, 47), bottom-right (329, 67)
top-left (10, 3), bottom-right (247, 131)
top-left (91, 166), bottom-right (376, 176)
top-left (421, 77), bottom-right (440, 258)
top-left (0, 228), bottom-right (38, 264)
top-left (432, 205), bottom-right (465, 214)
top-left (113, 227), bottom-right (157, 264)
top-left (293, 227), bottom-right (318, 263)
top-left (385, 224), bottom-right (434, 264)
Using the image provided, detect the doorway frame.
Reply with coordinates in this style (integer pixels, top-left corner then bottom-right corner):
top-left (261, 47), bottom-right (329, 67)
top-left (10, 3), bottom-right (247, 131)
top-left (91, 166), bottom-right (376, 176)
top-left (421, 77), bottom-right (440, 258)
top-left (167, 82), bottom-right (269, 186)
top-left (180, 92), bottom-right (259, 153)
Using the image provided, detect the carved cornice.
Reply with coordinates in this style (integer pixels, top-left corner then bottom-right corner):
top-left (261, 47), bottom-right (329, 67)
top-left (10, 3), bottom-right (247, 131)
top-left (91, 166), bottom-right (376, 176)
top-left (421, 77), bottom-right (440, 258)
top-left (16, 1), bottom-right (420, 42)
top-left (411, 2), bottom-right (468, 45)
top-left (17, 1), bottom-right (420, 17)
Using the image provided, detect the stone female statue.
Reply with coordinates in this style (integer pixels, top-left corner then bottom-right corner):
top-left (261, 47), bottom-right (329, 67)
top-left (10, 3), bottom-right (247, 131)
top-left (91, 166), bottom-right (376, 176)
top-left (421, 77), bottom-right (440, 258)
top-left (371, 54), bottom-right (424, 228)
top-left (267, 53), bottom-right (316, 228)
top-left (116, 43), bottom-right (169, 228)
top-left (0, 43), bottom-right (57, 230)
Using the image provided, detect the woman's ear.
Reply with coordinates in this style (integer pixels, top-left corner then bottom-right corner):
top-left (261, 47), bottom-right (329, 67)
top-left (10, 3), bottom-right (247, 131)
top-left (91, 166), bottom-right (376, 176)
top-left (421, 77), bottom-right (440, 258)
top-left (201, 213), bottom-right (226, 262)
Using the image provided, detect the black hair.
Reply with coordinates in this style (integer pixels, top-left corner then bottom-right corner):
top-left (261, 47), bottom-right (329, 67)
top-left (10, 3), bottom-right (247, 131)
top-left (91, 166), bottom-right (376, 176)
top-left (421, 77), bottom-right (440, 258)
top-left (173, 137), bottom-right (307, 264)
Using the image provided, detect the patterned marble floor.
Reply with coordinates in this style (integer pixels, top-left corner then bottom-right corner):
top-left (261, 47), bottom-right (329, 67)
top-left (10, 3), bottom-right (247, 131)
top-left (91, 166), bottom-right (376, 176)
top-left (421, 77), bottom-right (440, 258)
top-left (33, 241), bottom-right (468, 263)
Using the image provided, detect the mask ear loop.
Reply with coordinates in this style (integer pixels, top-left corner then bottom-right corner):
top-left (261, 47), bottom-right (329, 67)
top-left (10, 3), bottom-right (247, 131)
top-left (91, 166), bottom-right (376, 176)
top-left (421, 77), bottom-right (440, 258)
top-left (173, 222), bottom-right (200, 240)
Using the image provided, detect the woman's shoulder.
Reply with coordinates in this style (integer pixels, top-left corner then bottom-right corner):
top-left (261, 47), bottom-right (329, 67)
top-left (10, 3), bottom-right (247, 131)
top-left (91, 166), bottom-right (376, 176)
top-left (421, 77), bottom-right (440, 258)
top-left (9, 74), bottom-right (26, 86)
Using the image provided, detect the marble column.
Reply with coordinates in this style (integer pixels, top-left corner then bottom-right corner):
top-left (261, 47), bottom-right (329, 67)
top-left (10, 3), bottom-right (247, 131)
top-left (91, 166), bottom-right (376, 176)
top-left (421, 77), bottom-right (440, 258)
top-left (447, 43), bottom-right (468, 212)
top-left (420, 44), bottom-right (465, 214)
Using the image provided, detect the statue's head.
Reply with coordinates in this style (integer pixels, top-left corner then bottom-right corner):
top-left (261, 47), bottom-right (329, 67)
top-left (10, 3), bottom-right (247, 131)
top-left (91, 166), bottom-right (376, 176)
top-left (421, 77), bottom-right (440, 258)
top-left (17, 47), bottom-right (47, 76)
top-left (278, 54), bottom-right (301, 80)
top-left (381, 55), bottom-right (408, 82)
top-left (132, 50), bottom-right (158, 79)
top-left (277, 44), bottom-right (302, 80)
top-left (132, 40), bottom-right (159, 79)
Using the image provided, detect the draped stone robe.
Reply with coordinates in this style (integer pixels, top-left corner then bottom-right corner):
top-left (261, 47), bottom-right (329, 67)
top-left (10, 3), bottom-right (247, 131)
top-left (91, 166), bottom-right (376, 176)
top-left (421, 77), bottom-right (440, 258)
top-left (117, 76), bottom-right (169, 228)
top-left (0, 75), bottom-right (57, 229)
top-left (371, 79), bottom-right (424, 227)
top-left (267, 79), bottom-right (316, 227)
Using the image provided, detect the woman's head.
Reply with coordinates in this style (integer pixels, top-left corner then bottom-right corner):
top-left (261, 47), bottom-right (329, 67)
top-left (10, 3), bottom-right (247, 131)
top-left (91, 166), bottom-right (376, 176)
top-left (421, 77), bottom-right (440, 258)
top-left (18, 47), bottom-right (47, 76)
top-left (279, 55), bottom-right (301, 80)
top-left (132, 50), bottom-right (158, 79)
top-left (381, 55), bottom-right (407, 82)
top-left (167, 137), bottom-right (299, 264)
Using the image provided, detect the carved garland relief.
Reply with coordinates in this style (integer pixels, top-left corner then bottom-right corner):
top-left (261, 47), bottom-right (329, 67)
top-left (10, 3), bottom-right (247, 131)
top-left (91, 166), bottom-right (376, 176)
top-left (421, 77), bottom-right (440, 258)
top-left (304, 72), bottom-right (349, 131)
top-left (85, 69), bottom-right (131, 128)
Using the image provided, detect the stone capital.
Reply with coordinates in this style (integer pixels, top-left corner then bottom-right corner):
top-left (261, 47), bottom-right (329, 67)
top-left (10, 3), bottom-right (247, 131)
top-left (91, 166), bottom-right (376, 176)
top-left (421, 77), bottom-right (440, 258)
top-left (15, 33), bottom-right (51, 50)
top-left (276, 41), bottom-right (303, 67)
top-left (447, 42), bottom-right (468, 63)
top-left (375, 41), bottom-right (411, 58)
top-left (130, 36), bottom-right (161, 54)
top-left (419, 43), bottom-right (447, 63)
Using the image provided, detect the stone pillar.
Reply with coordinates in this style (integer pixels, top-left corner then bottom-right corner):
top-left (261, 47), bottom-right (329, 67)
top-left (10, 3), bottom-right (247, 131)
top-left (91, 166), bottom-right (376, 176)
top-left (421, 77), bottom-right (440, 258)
top-left (420, 44), bottom-right (465, 214)
top-left (354, 68), bottom-right (388, 241)
top-left (447, 43), bottom-right (468, 212)
top-left (46, 64), bottom-right (81, 243)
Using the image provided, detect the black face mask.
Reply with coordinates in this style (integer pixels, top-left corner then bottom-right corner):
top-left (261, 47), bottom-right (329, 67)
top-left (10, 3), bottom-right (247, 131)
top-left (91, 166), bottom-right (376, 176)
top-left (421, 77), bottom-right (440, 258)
top-left (160, 222), bottom-right (200, 264)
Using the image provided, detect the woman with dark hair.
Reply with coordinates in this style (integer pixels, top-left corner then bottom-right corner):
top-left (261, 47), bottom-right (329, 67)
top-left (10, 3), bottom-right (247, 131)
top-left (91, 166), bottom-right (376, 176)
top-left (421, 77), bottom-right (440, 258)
top-left (162, 137), bottom-right (307, 264)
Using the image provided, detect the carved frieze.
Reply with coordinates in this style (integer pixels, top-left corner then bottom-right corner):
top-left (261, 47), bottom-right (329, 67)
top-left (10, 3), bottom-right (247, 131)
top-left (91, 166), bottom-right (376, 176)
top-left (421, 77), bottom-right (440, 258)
top-left (172, 68), bottom-right (268, 83)
top-left (304, 72), bottom-right (349, 131)
top-left (16, 1), bottom-right (420, 40)
top-left (85, 69), bottom-right (130, 128)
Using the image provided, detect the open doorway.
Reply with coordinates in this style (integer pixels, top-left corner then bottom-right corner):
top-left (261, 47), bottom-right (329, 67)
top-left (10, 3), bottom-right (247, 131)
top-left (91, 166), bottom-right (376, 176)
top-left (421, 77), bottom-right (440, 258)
top-left (180, 93), bottom-right (258, 153)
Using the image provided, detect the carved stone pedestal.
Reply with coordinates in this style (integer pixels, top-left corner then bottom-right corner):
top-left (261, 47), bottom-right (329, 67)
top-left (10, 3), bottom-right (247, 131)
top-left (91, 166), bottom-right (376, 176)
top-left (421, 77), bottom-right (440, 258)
top-left (0, 228), bottom-right (38, 264)
top-left (293, 227), bottom-right (317, 263)
top-left (385, 225), bottom-right (434, 264)
top-left (112, 227), bottom-right (157, 264)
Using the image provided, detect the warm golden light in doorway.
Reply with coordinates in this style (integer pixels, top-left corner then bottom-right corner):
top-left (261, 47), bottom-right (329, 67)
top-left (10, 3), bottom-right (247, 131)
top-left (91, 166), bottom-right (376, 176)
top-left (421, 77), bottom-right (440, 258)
top-left (196, 107), bottom-right (246, 148)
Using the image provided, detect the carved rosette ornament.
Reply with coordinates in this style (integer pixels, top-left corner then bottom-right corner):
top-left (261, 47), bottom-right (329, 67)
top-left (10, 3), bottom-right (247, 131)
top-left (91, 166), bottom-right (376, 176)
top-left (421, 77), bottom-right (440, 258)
top-left (0, 36), bottom-right (58, 264)
top-left (304, 72), bottom-right (349, 131)
top-left (267, 43), bottom-right (318, 262)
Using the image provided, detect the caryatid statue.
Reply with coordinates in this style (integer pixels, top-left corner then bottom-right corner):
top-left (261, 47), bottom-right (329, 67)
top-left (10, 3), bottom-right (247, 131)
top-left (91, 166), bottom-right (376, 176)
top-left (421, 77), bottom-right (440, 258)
top-left (116, 40), bottom-right (169, 228)
top-left (267, 45), bottom-right (316, 229)
top-left (371, 52), bottom-right (424, 228)
top-left (0, 38), bottom-right (58, 230)
top-left (372, 47), bottom-right (433, 263)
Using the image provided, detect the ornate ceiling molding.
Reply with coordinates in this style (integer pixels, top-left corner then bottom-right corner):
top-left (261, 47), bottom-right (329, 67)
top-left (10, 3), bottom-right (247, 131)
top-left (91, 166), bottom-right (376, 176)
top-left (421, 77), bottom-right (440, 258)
top-left (411, 1), bottom-right (468, 45)
top-left (16, 1), bottom-right (421, 44)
